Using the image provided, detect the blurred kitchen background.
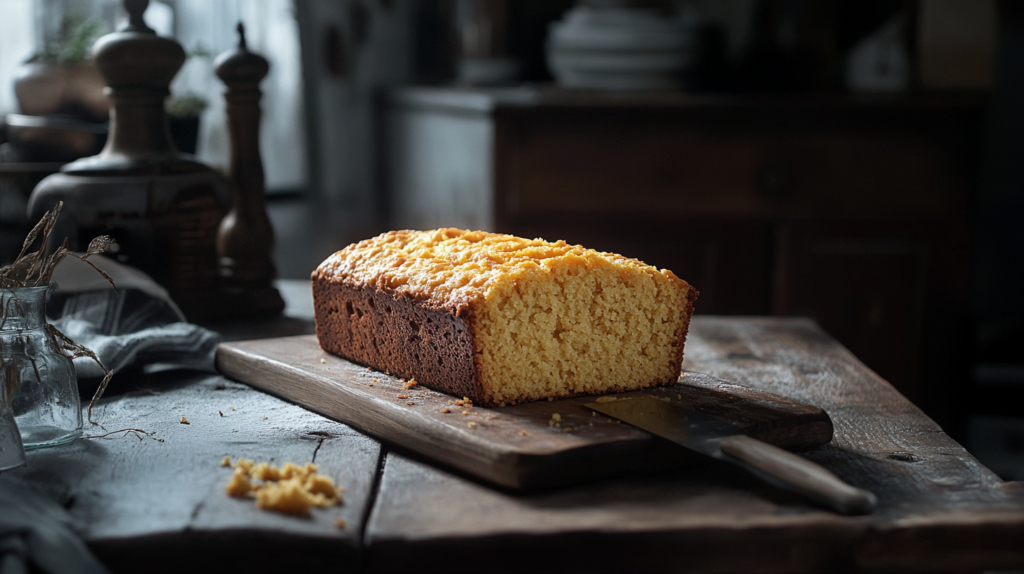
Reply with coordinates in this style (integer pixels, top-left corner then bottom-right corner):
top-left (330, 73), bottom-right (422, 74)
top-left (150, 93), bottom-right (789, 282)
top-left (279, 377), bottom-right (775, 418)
top-left (1, 0), bottom-right (1021, 478)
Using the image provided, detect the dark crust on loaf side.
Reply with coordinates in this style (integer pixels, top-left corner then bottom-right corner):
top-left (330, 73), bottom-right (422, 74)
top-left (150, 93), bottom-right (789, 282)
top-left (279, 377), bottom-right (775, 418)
top-left (313, 280), bottom-right (482, 401)
top-left (675, 286), bottom-right (699, 378)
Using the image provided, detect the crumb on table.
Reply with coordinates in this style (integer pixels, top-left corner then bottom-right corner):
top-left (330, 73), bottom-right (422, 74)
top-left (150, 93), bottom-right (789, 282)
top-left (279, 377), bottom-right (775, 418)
top-left (180, 416), bottom-right (190, 425)
top-left (225, 469), bottom-right (254, 497)
top-left (223, 458), bottom-right (344, 517)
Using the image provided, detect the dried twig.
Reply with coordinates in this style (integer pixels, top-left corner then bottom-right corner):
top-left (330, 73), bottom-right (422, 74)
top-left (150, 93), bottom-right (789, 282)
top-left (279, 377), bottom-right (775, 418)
top-left (0, 202), bottom-right (116, 291)
top-left (82, 428), bottom-right (164, 442)
top-left (45, 324), bottom-right (113, 425)
top-left (0, 202), bottom-right (118, 423)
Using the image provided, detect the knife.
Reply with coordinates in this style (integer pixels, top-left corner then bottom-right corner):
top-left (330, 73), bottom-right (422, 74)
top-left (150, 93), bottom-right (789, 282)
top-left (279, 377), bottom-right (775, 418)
top-left (587, 396), bottom-right (877, 515)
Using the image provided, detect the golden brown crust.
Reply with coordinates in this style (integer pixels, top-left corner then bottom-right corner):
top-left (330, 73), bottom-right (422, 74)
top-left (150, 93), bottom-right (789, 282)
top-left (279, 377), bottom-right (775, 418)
top-left (312, 228), bottom-right (687, 313)
top-left (313, 229), bottom-right (698, 407)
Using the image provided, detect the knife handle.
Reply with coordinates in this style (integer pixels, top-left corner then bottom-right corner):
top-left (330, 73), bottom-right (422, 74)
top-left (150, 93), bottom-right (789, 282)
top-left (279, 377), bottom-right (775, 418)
top-left (720, 435), bottom-right (877, 515)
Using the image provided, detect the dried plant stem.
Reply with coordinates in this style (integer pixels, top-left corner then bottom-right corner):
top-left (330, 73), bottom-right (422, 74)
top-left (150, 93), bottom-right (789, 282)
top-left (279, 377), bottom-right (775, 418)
top-left (82, 428), bottom-right (163, 442)
top-left (0, 202), bottom-right (118, 424)
top-left (45, 325), bottom-right (113, 425)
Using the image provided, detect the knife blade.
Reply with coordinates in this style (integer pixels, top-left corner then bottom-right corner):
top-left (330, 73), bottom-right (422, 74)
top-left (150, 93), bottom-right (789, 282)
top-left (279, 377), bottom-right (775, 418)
top-left (587, 396), bottom-right (877, 515)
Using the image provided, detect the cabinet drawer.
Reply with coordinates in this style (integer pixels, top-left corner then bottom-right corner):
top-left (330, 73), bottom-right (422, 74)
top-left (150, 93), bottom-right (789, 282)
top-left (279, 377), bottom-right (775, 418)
top-left (503, 114), bottom-right (969, 219)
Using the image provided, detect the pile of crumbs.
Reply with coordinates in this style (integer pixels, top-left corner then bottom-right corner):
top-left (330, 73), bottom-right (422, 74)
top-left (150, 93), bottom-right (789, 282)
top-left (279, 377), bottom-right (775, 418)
top-left (221, 457), bottom-right (344, 517)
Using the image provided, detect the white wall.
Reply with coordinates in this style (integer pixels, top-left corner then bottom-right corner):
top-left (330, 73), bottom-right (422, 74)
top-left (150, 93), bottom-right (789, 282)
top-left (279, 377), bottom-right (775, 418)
top-left (0, 0), bottom-right (38, 115)
top-left (173, 0), bottom-right (308, 192)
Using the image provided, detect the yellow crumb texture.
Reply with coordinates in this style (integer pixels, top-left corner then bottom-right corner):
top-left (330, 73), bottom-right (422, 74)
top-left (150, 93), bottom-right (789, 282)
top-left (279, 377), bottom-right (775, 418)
top-left (314, 229), bottom-right (697, 406)
top-left (222, 458), bottom-right (344, 516)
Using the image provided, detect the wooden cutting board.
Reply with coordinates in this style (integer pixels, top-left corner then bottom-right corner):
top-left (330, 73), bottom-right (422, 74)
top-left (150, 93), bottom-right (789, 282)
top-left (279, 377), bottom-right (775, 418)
top-left (216, 335), bottom-right (834, 490)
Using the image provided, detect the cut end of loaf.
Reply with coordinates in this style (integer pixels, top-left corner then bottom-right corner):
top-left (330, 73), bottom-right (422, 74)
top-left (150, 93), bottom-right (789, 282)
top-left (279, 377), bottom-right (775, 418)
top-left (472, 253), bottom-right (695, 406)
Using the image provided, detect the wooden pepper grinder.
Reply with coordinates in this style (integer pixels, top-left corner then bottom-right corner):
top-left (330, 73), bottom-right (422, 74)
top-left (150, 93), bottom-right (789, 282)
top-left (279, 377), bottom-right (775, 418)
top-left (214, 23), bottom-right (284, 317)
top-left (27, 0), bottom-right (230, 321)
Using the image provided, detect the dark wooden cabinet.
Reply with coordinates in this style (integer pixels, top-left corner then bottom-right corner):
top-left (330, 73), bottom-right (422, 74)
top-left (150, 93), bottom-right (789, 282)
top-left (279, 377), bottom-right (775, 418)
top-left (382, 87), bottom-right (982, 427)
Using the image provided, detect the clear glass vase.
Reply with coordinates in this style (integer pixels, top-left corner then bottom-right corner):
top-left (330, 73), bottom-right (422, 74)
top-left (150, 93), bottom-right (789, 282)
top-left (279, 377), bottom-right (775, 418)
top-left (0, 378), bottom-right (26, 471)
top-left (0, 284), bottom-right (81, 449)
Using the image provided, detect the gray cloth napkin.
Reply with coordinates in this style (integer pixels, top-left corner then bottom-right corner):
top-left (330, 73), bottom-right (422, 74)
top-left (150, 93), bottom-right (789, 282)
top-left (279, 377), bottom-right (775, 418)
top-left (0, 255), bottom-right (221, 574)
top-left (0, 479), bottom-right (109, 574)
top-left (46, 255), bottom-right (222, 379)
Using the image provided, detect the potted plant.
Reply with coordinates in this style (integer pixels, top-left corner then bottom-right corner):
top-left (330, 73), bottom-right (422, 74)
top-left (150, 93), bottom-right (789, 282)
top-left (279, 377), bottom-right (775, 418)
top-left (12, 14), bottom-right (109, 122)
top-left (166, 92), bottom-right (208, 155)
top-left (166, 44), bottom-right (213, 154)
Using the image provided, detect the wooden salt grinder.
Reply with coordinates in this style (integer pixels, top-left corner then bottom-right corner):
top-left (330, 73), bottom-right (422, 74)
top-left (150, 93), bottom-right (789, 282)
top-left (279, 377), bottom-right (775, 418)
top-left (214, 23), bottom-right (284, 317)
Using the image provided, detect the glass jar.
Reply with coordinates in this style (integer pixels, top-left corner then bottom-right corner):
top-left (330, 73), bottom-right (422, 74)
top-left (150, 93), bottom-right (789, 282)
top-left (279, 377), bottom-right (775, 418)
top-left (0, 377), bottom-right (26, 471)
top-left (0, 284), bottom-right (81, 449)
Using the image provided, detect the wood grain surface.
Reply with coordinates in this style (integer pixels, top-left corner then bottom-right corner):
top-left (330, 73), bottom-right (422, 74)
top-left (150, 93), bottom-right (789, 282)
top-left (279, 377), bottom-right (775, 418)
top-left (362, 317), bottom-right (1024, 574)
top-left (4, 371), bottom-right (381, 574)
top-left (2, 315), bottom-right (1021, 574)
top-left (215, 335), bottom-right (834, 489)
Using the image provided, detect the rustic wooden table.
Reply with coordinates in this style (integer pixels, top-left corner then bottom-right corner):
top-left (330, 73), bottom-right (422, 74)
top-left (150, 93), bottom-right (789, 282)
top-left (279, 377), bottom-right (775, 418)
top-left (4, 283), bottom-right (1023, 574)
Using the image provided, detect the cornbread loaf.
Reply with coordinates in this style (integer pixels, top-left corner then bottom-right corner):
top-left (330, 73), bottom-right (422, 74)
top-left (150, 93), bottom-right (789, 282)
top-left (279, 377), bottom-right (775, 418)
top-left (311, 229), bottom-right (697, 407)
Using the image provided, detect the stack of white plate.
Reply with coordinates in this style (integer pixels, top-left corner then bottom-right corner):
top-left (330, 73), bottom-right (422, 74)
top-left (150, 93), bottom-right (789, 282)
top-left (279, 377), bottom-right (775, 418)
top-left (547, 6), bottom-right (694, 91)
